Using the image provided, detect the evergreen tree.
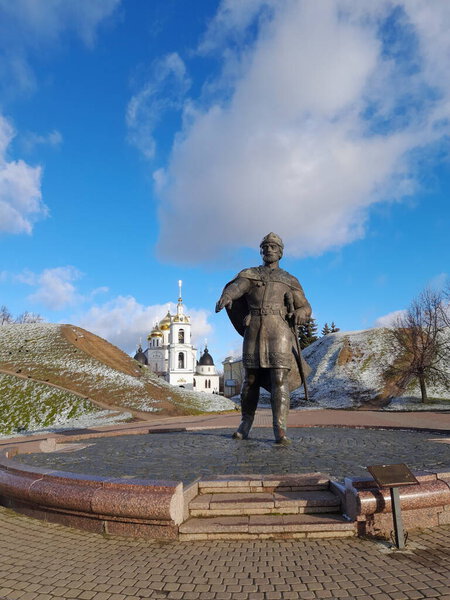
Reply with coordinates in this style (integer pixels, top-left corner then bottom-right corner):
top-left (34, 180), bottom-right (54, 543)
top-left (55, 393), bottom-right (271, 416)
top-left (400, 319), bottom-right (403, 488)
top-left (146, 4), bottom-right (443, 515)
top-left (330, 322), bottom-right (340, 333)
top-left (321, 322), bottom-right (331, 336)
top-left (299, 317), bottom-right (319, 349)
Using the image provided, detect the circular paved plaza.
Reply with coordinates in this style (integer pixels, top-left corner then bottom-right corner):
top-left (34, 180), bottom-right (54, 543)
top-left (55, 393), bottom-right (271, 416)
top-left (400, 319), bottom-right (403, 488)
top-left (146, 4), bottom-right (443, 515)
top-left (16, 426), bottom-right (450, 483)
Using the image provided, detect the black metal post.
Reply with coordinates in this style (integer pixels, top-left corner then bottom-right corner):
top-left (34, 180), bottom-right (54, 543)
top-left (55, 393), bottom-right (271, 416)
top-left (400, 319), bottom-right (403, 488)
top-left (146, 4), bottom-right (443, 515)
top-left (390, 486), bottom-right (405, 549)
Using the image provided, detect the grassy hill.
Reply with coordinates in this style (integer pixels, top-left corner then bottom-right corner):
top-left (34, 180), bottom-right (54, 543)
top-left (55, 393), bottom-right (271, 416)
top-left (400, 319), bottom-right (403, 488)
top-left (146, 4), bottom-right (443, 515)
top-left (0, 372), bottom-right (130, 435)
top-left (0, 323), bottom-right (234, 435)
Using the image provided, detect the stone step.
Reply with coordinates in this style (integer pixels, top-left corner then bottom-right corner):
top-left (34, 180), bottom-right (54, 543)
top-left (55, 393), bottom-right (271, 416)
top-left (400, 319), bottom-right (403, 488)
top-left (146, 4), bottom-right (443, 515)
top-left (189, 490), bottom-right (340, 517)
top-left (179, 513), bottom-right (356, 540)
top-left (198, 473), bottom-right (330, 494)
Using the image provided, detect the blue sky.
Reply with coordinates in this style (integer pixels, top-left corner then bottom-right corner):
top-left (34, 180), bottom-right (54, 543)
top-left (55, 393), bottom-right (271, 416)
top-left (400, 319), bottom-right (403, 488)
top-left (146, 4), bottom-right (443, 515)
top-left (1, 0), bottom-right (449, 366)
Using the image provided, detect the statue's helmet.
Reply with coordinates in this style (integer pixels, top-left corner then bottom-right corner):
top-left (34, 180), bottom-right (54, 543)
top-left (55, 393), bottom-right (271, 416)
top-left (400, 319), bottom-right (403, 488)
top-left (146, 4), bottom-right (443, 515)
top-left (260, 232), bottom-right (284, 250)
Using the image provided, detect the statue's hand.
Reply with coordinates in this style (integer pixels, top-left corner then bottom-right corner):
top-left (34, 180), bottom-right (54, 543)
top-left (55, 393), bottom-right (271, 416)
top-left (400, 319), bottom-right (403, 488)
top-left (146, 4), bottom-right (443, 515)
top-left (215, 295), bottom-right (233, 313)
top-left (294, 309), bottom-right (307, 327)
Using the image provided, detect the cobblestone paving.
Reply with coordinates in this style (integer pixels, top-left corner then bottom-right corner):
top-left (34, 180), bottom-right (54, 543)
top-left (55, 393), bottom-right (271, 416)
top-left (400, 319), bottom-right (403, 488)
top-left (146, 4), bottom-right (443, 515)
top-left (16, 427), bottom-right (450, 483)
top-left (1, 507), bottom-right (450, 600)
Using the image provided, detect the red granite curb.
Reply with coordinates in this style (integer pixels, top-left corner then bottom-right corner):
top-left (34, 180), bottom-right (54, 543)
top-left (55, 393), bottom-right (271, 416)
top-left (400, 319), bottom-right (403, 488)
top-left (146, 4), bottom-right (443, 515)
top-left (0, 447), bottom-right (183, 539)
top-left (343, 471), bottom-right (450, 538)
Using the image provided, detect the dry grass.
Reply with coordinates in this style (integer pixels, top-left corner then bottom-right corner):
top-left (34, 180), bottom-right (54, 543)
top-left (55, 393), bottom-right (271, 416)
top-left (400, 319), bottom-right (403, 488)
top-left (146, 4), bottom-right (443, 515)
top-left (0, 324), bottom-right (234, 429)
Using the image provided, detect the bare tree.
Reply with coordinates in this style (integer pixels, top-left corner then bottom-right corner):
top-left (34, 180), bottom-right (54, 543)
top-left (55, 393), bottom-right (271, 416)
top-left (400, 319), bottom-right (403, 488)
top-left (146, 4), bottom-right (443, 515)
top-left (0, 305), bottom-right (13, 325)
top-left (443, 284), bottom-right (450, 328)
top-left (15, 311), bottom-right (44, 324)
top-left (388, 288), bottom-right (450, 402)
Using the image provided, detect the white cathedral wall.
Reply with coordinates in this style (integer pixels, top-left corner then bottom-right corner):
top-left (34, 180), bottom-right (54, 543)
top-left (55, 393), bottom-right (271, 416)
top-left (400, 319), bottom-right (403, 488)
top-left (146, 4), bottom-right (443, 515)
top-left (170, 322), bottom-right (191, 345)
top-left (196, 364), bottom-right (216, 376)
top-left (147, 335), bottom-right (170, 375)
top-left (169, 345), bottom-right (195, 372)
top-left (194, 374), bottom-right (220, 394)
top-left (167, 371), bottom-right (194, 388)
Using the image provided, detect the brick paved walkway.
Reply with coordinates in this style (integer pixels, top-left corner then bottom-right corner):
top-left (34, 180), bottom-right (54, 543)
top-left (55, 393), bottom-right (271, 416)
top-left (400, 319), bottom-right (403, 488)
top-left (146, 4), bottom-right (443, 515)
top-left (1, 506), bottom-right (449, 600)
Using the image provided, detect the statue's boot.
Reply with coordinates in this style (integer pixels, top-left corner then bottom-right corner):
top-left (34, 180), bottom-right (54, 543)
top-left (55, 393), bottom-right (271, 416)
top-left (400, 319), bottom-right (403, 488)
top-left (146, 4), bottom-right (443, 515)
top-left (232, 414), bottom-right (254, 440)
top-left (271, 387), bottom-right (291, 445)
top-left (233, 376), bottom-right (259, 440)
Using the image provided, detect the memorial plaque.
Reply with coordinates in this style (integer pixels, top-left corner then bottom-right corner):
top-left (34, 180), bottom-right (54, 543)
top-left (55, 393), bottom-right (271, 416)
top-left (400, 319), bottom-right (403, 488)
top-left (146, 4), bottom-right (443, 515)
top-left (367, 463), bottom-right (419, 488)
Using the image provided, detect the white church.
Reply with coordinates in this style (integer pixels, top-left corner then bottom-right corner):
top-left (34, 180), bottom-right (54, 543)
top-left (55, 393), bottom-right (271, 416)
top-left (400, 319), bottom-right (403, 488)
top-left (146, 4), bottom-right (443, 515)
top-left (134, 281), bottom-right (220, 393)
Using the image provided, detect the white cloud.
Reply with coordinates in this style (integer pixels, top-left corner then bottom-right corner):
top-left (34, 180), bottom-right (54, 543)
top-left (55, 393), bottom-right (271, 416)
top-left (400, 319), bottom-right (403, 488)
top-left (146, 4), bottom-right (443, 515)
top-left (0, 2), bottom-right (120, 231)
top-left (90, 286), bottom-right (110, 298)
top-left (374, 309), bottom-right (407, 328)
top-left (0, 0), bottom-right (121, 46)
top-left (22, 129), bottom-right (63, 153)
top-left (427, 272), bottom-right (449, 292)
top-left (74, 296), bottom-right (213, 355)
top-left (0, 114), bottom-right (47, 234)
top-left (17, 266), bottom-right (82, 310)
top-left (224, 339), bottom-right (243, 360)
top-left (188, 309), bottom-right (214, 349)
top-left (0, 0), bottom-right (121, 95)
top-left (149, 1), bottom-right (450, 263)
top-left (126, 53), bottom-right (191, 159)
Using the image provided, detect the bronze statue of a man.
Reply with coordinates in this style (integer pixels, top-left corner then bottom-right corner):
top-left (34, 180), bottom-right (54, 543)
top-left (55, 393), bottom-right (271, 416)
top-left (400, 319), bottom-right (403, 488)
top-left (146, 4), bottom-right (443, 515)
top-left (216, 233), bottom-right (312, 445)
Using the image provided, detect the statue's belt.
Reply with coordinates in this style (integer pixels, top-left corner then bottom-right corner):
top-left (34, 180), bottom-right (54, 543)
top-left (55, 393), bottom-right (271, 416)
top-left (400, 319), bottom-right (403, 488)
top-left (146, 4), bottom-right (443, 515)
top-left (250, 307), bottom-right (285, 316)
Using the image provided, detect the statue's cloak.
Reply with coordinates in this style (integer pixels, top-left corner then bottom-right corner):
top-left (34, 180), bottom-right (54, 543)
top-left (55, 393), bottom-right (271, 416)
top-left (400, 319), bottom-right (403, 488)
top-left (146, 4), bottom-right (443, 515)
top-left (224, 267), bottom-right (302, 335)
top-left (223, 266), bottom-right (310, 394)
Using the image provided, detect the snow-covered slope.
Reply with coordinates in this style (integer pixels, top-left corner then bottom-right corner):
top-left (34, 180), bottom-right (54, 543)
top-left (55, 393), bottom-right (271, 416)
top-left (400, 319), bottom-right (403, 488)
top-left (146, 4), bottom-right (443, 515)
top-left (293, 328), bottom-right (450, 409)
top-left (0, 323), bottom-right (234, 435)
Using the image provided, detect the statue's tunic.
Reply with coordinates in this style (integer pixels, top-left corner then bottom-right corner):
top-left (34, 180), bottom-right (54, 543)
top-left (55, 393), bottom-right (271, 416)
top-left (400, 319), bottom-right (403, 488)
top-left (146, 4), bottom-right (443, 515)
top-left (222, 266), bottom-right (311, 372)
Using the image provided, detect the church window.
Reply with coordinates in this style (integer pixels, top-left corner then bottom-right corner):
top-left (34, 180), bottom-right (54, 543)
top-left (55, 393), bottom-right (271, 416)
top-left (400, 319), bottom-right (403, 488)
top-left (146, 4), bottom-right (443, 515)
top-left (178, 352), bottom-right (185, 369)
top-left (178, 329), bottom-right (185, 343)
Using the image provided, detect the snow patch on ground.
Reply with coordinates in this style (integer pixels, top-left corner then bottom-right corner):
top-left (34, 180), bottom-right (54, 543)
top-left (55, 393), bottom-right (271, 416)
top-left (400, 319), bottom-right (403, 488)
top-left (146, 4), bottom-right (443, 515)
top-left (145, 371), bottom-right (235, 412)
top-left (385, 398), bottom-right (450, 411)
top-left (0, 409), bottom-right (133, 439)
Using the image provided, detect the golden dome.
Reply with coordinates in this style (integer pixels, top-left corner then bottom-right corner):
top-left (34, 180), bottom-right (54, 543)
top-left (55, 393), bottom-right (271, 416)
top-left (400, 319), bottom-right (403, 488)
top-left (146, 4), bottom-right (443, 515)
top-left (148, 322), bottom-right (164, 339)
top-left (159, 311), bottom-right (172, 330)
